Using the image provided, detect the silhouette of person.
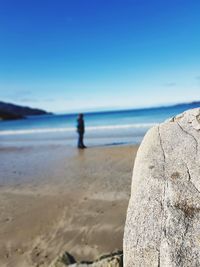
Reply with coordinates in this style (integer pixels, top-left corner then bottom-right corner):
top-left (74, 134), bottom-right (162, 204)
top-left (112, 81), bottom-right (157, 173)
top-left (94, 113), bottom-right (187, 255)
top-left (77, 113), bottom-right (86, 149)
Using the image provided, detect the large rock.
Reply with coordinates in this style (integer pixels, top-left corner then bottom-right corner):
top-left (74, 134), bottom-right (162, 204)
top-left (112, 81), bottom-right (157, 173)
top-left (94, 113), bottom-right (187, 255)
top-left (124, 108), bottom-right (200, 267)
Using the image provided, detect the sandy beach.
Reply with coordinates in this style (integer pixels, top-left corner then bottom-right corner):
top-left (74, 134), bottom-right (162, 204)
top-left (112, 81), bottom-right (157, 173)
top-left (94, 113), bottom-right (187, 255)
top-left (0, 143), bottom-right (138, 267)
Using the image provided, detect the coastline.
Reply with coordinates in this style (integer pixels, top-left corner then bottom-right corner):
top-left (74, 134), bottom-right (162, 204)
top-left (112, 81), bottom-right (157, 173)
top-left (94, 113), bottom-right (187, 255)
top-left (0, 143), bottom-right (139, 267)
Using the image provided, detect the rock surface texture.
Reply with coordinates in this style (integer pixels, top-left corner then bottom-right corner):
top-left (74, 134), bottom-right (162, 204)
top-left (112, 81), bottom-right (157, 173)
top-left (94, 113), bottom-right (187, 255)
top-left (124, 108), bottom-right (200, 267)
top-left (50, 251), bottom-right (123, 267)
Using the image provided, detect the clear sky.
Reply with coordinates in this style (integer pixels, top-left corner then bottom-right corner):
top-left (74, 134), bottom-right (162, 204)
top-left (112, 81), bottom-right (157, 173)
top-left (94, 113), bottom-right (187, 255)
top-left (0, 0), bottom-right (200, 113)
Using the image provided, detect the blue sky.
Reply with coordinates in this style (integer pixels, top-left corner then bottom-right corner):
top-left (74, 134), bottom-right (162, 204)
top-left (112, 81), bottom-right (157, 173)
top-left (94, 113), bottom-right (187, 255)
top-left (0, 0), bottom-right (200, 113)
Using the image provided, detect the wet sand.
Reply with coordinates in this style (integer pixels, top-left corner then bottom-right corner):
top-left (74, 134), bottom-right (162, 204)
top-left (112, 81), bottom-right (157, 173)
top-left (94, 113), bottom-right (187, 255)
top-left (0, 144), bottom-right (139, 267)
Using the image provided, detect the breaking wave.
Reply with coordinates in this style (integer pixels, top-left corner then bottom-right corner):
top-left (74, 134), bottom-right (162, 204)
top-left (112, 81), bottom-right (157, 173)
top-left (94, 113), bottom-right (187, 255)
top-left (0, 123), bottom-right (157, 136)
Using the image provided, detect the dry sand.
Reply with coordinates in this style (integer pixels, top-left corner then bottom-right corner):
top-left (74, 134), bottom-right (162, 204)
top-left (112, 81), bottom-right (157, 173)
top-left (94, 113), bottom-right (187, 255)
top-left (0, 144), bottom-right (138, 267)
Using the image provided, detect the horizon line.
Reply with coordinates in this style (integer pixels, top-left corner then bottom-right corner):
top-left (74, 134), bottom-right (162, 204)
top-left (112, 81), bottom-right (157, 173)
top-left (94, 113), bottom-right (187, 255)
top-left (55, 100), bottom-right (200, 116)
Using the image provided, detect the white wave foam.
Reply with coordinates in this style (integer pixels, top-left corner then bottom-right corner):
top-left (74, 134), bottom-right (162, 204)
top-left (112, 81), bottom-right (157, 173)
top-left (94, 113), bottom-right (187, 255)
top-left (0, 123), bottom-right (157, 136)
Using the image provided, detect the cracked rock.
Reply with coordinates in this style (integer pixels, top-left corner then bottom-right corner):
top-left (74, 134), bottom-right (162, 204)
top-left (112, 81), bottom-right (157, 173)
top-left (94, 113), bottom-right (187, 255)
top-left (123, 108), bottom-right (200, 267)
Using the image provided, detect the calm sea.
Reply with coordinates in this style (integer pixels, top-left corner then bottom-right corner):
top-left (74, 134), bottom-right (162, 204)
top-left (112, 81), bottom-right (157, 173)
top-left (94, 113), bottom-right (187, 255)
top-left (0, 103), bottom-right (199, 147)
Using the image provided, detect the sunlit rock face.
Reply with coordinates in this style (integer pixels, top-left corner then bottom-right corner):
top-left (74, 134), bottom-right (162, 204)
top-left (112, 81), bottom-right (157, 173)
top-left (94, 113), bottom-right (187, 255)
top-left (124, 108), bottom-right (200, 267)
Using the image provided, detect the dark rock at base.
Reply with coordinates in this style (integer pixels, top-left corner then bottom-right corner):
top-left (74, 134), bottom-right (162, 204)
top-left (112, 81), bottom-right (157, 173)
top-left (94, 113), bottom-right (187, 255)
top-left (60, 252), bottom-right (77, 265)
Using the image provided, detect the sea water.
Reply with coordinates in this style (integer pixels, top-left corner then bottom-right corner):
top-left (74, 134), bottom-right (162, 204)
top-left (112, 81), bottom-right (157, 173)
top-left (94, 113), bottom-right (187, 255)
top-left (0, 103), bottom-right (199, 147)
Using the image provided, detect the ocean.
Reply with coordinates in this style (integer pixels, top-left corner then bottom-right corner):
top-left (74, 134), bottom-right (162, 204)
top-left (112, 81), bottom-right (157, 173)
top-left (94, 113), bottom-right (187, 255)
top-left (0, 103), bottom-right (199, 147)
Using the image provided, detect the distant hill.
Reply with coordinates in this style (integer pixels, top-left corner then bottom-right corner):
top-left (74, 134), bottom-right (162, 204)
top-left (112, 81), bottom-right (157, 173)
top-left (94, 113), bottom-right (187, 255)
top-left (176, 101), bottom-right (200, 108)
top-left (158, 101), bottom-right (200, 110)
top-left (0, 101), bottom-right (51, 121)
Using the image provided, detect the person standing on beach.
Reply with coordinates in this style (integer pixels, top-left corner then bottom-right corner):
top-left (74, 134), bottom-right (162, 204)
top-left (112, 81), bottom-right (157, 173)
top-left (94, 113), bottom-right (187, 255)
top-left (77, 113), bottom-right (86, 149)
